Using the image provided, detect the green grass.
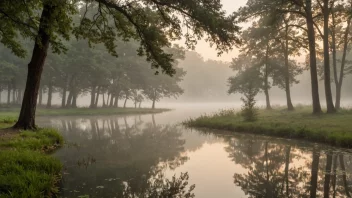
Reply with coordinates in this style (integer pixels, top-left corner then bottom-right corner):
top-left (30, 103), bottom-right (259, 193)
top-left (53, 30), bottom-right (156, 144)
top-left (0, 121), bottom-right (63, 198)
top-left (184, 106), bottom-right (352, 148)
top-left (0, 107), bottom-right (169, 117)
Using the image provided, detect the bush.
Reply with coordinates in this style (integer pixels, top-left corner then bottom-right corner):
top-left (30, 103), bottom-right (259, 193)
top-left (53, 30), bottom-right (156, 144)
top-left (240, 85), bottom-right (258, 122)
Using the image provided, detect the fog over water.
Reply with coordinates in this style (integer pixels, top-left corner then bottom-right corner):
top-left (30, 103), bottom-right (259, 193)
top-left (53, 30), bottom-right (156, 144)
top-left (37, 104), bottom-right (352, 198)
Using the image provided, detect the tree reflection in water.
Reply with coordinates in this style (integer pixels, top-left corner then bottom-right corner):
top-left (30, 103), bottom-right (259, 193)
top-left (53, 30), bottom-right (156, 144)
top-left (55, 115), bottom-right (194, 198)
top-left (222, 133), bottom-right (352, 198)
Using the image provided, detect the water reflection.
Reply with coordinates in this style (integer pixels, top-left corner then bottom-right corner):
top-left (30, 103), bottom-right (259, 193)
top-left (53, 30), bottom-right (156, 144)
top-left (53, 115), bottom-right (193, 198)
top-left (40, 112), bottom-right (352, 198)
top-left (221, 133), bottom-right (352, 198)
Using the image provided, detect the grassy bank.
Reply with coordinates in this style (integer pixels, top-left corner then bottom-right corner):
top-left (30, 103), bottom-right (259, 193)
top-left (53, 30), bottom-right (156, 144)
top-left (184, 106), bottom-right (352, 148)
top-left (0, 107), bottom-right (170, 118)
top-left (0, 122), bottom-right (63, 197)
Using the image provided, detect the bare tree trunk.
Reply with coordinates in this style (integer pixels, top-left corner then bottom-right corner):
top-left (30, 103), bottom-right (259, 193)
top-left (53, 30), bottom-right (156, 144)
top-left (95, 86), bottom-right (100, 108)
top-left (102, 93), bottom-right (106, 107)
top-left (61, 82), bottom-right (67, 108)
top-left (7, 83), bottom-right (10, 105)
top-left (264, 44), bottom-right (272, 110)
top-left (109, 94), bottom-right (114, 107)
top-left (331, 7), bottom-right (339, 109)
top-left (306, 0), bottom-right (322, 114)
top-left (114, 96), bottom-right (118, 108)
top-left (12, 86), bottom-right (16, 104)
top-left (139, 102), bottom-right (141, 108)
top-left (323, 0), bottom-right (336, 113)
top-left (72, 92), bottom-right (77, 108)
top-left (66, 90), bottom-right (73, 108)
top-left (152, 98), bottom-right (156, 109)
top-left (46, 81), bottom-right (53, 108)
top-left (38, 87), bottom-right (43, 106)
top-left (283, 24), bottom-right (294, 111)
top-left (14, 2), bottom-right (55, 129)
top-left (336, 17), bottom-right (352, 109)
top-left (310, 147), bottom-right (320, 198)
top-left (89, 85), bottom-right (96, 108)
top-left (123, 97), bottom-right (128, 108)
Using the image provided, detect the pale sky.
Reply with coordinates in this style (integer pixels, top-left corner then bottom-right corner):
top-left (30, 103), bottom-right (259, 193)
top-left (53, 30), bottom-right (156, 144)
top-left (183, 0), bottom-right (248, 62)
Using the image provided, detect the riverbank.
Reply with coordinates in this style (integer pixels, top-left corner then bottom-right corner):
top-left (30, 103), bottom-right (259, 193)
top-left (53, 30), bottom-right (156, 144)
top-left (0, 122), bottom-right (63, 197)
top-left (0, 107), bottom-right (170, 119)
top-left (184, 106), bottom-right (352, 148)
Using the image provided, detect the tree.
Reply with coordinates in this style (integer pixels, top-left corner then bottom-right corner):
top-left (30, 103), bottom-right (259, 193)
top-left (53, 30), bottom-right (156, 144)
top-left (1, 0), bottom-right (240, 129)
top-left (143, 67), bottom-right (186, 109)
top-left (329, 1), bottom-right (352, 109)
top-left (228, 65), bottom-right (261, 121)
top-left (237, 0), bottom-right (323, 114)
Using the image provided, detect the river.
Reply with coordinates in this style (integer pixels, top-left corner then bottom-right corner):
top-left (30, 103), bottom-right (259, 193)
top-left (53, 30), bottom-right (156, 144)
top-left (38, 104), bottom-right (352, 198)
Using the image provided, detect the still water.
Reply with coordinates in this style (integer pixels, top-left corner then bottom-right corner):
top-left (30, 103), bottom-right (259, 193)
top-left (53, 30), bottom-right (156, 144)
top-left (38, 105), bottom-right (352, 198)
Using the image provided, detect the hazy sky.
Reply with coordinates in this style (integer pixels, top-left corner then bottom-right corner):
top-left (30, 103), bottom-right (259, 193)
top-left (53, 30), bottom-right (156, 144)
top-left (184, 0), bottom-right (248, 62)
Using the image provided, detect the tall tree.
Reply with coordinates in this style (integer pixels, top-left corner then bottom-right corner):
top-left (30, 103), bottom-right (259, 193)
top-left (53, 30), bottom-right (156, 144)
top-left (237, 0), bottom-right (323, 114)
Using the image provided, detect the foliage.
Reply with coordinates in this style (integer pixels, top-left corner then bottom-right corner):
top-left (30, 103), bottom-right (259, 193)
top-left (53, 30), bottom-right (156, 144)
top-left (240, 83), bottom-right (258, 122)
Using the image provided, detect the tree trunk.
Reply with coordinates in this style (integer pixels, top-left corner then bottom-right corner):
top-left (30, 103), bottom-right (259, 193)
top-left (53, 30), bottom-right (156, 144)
top-left (339, 155), bottom-right (351, 197)
top-left (7, 83), bottom-right (10, 105)
top-left (284, 24), bottom-right (294, 111)
top-left (139, 102), bottom-right (141, 108)
top-left (336, 17), bottom-right (351, 109)
top-left (66, 90), bottom-right (73, 108)
top-left (61, 76), bottom-right (69, 108)
top-left (46, 81), bottom-right (53, 108)
top-left (323, 151), bottom-right (333, 198)
top-left (306, 0), bottom-right (322, 114)
top-left (72, 92), bottom-right (77, 108)
top-left (12, 87), bottom-right (16, 104)
top-left (323, 0), bottom-right (336, 113)
top-left (114, 96), bottom-right (118, 108)
top-left (17, 90), bottom-right (23, 104)
top-left (331, 7), bottom-right (339, 110)
top-left (264, 44), bottom-right (272, 110)
top-left (102, 93), bottom-right (106, 107)
top-left (38, 87), bottom-right (43, 106)
top-left (310, 147), bottom-right (320, 198)
top-left (134, 101), bottom-right (137, 108)
top-left (13, 3), bottom-right (54, 130)
top-left (61, 86), bottom-right (67, 108)
top-left (123, 97), bottom-right (128, 108)
top-left (152, 98), bottom-right (156, 109)
top-left (95, 86), bottom-right (100, 108)
top-left (89, 85), bottom-right (96, 108)
top-left (109, 94), bottom-right (114, 107)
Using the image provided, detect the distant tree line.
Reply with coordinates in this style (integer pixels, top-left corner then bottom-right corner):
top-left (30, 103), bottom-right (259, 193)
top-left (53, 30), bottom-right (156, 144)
top-left (0, 40), bottom-right (185, 109)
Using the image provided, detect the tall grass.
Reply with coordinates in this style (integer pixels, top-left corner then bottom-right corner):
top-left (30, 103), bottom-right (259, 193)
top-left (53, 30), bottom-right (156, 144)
top-left (0, 122), bottom-right (63, 198)
top-left (184, 106), bottom-right (352, 148)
